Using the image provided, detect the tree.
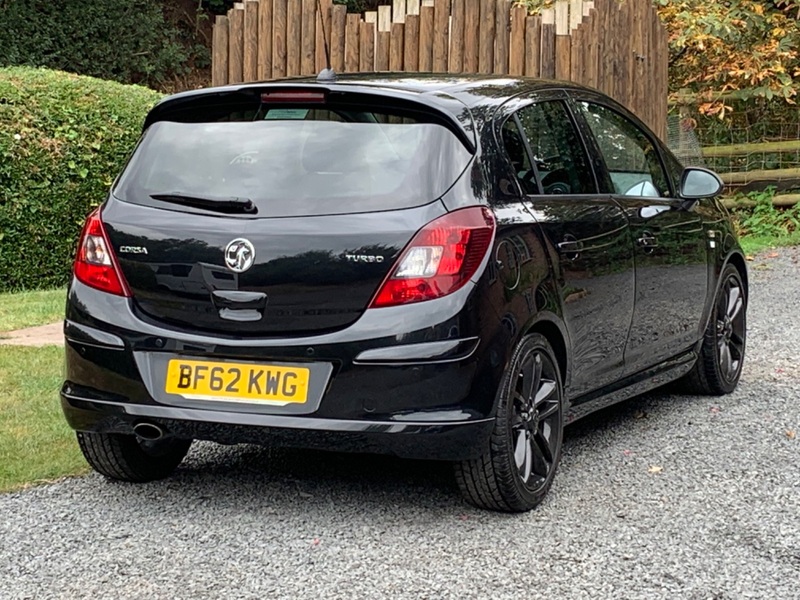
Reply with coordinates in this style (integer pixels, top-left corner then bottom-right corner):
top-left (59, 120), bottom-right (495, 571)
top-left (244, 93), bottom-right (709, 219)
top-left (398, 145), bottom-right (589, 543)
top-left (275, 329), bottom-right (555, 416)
top-left (656, 0), bottom-right (800, 115)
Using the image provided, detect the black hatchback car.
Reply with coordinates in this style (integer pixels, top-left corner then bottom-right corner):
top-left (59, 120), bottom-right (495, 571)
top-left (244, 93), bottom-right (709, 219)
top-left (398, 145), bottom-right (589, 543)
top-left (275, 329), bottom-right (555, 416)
top-left (63, 74), bottom-right (747, 512)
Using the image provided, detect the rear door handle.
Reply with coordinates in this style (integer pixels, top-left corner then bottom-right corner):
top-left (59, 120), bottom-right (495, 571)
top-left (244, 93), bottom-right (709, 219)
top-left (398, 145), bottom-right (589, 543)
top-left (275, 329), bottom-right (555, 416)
top-left (557, 237), bottom-right (584, 260)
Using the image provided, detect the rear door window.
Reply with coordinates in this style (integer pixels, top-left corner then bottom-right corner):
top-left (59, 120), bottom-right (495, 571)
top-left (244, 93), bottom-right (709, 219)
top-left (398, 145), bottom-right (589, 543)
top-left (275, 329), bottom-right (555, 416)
top-left (115, 105), bottom-right (473, 217)
top-left (504, 101), bottom-right (597, 195)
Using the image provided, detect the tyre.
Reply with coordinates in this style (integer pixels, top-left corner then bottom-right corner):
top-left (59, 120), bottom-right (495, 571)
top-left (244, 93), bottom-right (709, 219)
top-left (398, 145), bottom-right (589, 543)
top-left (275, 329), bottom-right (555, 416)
top-left (682, 264), bottom-right (747, 395)
top-left (455, 333), bottom-right (564, 512)
top-left (77, 431), bottom-right (192, 483)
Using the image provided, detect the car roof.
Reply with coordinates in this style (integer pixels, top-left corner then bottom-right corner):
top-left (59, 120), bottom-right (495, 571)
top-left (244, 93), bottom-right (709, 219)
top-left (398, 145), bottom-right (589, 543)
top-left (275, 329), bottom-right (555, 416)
top-left (143, 73), bottom-right (600, 152)
top-left (155, 73), bottom-right (588, 111)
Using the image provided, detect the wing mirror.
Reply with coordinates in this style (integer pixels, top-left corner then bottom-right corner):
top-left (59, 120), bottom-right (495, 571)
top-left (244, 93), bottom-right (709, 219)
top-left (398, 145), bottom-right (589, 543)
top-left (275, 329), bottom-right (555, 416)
top-left (679, 167), bottom-right (724, 200)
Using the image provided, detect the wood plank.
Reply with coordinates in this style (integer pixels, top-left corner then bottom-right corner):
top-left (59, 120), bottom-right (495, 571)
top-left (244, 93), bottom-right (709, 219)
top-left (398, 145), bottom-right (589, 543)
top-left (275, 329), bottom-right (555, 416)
top-left (404, 14), bottom-right (420, 70)
top-left (257, 0), bottom-right (273, 80)
top-left (478, 0), bottom-right (495, 73)
top-left (448, 0), bottom-right (465, 72)
top-left (407, 0), bottom-right (420, 15)
top-left (569, 21), bottom-right (579, 81)
top-left (272, 0), bottom-right (288, 78)
top-left (720, 167), bottom-right (800, 185)
top-left (540, 8), bottom-right (555, 79)
top-left (658, 14), bottom-right (668, 138)
top-left (613, 0), bottom-right (628, 106)
top-left (301, 0), bottom-right (316, 75)
top-left (433, 0), bottom-right (450, 72)
top-left (509, 5), bottom-right (526, 76)
top-left (524, 15), bottom-right (541, 78)
top-left (360, 20), bottom-right (376, 71)
top-left (584, 9), bottom-right (598, 89)
top-left (418, 5), bottom-right (434, 71)
top-left (212, 15), bottom-right (229, 86)
top-left (463, 0), bottom-right (479, 72)
top-left (493, 0), bottom-right (510, 74)
top-left (378, 5), bottom-right (392, 31)
top-left (570, 0), bottom-right (583, 29)
top-left (702, 139), bottom-right (800, 158)
top-left (555, 34), bottom-right (571, 80)
top-left (228, 7), bottom-right (244, 83)
top-left (286, 0), bottom-right (301, 75)
top-left (345, 13), bottom-right (360, 72)
top-left (390, 22), bottom-right (405, 70)
top-left (631, 0), bottom-right (645, 129)
top-left (393, 0), bottom-right (407, 23)
top-left (315, 0), bottom-right (333, 71)
top-left (243, 0), bottom-right (259, 82)
top-left (330, 5), bottom-right (347, 72)
top-left (376, 30), bottom-right (391, 70)
top-left (554, 0), bottom-right (570, 80)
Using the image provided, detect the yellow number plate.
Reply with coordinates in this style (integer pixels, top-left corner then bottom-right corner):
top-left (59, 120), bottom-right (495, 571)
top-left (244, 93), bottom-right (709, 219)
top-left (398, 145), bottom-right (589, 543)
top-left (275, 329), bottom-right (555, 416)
top-left (165, 359), bottom-right (310, 405)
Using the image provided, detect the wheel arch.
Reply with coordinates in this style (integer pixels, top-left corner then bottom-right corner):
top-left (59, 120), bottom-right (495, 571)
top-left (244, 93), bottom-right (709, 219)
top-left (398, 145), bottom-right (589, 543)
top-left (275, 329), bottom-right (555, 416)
top-left (724, 251), bottom-right (749, 299)
top-left (524, 317), bottom-right (569, 388)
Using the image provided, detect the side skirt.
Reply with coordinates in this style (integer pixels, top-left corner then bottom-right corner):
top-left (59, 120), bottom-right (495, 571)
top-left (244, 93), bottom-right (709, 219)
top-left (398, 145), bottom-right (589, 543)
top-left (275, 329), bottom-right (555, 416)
top-left (565, 350), bottom-right (697, 424)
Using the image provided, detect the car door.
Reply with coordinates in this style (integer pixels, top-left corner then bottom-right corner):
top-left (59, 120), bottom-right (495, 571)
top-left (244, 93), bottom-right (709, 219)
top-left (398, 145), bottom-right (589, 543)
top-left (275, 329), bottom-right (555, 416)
top-left (499, 93), bottom-right (636, 399)
top-left (572, 97), bottom-right (709, 372)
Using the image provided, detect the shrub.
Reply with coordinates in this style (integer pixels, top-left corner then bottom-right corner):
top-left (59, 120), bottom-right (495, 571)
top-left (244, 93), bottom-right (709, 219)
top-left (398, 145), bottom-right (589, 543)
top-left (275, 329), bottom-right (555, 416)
top-left (0, 67), bottom-right (162, 292)
top-left (0, 0), bottom-right (190, 88)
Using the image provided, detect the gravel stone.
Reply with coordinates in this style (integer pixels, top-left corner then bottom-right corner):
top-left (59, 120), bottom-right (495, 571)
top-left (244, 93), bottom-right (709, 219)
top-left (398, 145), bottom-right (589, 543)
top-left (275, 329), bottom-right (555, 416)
top-left (1, 247), bottom-right (798, 599)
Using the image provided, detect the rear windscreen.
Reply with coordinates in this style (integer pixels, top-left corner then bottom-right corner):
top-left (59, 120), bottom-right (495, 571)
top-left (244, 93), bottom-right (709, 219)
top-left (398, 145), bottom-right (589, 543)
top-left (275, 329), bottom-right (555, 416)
top-left (114, 106), bottom-right (473, 217)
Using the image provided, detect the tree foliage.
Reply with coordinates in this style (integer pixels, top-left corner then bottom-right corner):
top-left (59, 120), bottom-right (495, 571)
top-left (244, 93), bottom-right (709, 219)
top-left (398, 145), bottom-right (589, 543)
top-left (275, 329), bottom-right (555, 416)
top-left (657, 0), bottom-right (800, 114)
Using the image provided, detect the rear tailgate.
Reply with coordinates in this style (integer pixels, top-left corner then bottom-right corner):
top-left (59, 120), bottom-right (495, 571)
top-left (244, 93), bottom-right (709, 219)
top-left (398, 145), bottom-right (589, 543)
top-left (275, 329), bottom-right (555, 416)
top-left (103, 88), bottom-right (474, 336)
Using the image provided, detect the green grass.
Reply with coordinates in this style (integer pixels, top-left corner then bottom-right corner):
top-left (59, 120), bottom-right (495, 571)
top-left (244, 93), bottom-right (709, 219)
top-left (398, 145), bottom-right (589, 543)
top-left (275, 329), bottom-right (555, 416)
top-left (739, 231), bottom-right (800, 256)
top-left (0, 346), bottom-right (87, 492)
top-left (0, 288), bottom-right (65, 333)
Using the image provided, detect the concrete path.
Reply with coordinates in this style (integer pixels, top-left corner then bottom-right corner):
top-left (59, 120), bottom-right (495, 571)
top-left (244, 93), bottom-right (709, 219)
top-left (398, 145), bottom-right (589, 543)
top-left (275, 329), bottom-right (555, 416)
top-left (0, 322), bottom-right (63, 347)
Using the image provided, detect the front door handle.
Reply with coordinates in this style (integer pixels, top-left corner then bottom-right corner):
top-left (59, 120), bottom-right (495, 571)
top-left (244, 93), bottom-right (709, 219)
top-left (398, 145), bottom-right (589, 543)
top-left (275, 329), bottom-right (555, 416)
top-left (637, 231), bottom-right (658, 253)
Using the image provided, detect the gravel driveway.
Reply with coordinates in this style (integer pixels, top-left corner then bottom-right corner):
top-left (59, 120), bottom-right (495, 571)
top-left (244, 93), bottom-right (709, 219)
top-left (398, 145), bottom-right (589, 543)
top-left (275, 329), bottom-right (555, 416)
top-left (1, 248), bottom-right (798, 600)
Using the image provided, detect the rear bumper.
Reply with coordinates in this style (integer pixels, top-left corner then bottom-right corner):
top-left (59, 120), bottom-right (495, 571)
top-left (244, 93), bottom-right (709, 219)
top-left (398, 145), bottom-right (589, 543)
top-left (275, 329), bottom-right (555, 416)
top-left (62, 279), bottom-right (506, 461)
top-left (61, 390), bottom-right (494, 461)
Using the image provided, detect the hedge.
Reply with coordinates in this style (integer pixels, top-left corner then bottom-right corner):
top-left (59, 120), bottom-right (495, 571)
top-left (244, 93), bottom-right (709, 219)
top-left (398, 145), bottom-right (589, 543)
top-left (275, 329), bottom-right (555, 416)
top-left (0, 0), bottom-right (190, 88)
top-left (0, 67), bottom-right (162, 292)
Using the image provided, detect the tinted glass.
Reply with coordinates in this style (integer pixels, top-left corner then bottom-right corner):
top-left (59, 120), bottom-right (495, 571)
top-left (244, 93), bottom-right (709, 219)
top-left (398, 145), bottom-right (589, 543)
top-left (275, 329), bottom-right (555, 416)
top-left (115, 111), bottom-right (472, 217)
top-left (513, 101), bottom-right (596, 195)
top-left (578, 102), bottom-right (670, 198)
top-left (501, 117), bottom-right (538, 195)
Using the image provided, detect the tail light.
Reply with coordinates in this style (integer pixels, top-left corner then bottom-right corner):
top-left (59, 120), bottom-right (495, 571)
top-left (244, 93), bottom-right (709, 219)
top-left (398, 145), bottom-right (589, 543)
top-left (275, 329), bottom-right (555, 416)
top-left (369, 207), bottom-right (495, 308)
top-left (73, 207), bottom-right (130, 297)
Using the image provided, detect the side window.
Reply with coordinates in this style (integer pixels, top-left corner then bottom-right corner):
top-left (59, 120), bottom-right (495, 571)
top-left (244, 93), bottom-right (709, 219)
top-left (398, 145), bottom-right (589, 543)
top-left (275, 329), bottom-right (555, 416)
top-left (577, 102), bottom-right (670, 198)
top-left (501, 117), bottom-right (537, 195)
top-left (512, 101), bottom-right (596, 195)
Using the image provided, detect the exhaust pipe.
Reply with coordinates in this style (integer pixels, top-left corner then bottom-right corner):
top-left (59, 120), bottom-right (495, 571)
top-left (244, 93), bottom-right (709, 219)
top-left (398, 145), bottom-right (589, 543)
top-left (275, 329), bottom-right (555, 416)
top-left (133, 421), bottom-right (165, 441)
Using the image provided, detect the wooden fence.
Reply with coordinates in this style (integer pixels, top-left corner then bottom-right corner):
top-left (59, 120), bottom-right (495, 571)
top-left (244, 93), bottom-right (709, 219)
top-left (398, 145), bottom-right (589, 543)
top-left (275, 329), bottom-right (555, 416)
top-left (212, 0), bottom-right (668, 139)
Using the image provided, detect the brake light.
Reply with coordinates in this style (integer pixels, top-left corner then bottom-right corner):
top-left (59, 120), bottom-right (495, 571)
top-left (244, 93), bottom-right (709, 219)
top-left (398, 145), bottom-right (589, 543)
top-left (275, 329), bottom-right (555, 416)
top-left (261, 91), bottom-right (326, 103)
top-left (370, 207), bottom-right (495, 308)
top-left (73, 207), bottom-right (130, 297)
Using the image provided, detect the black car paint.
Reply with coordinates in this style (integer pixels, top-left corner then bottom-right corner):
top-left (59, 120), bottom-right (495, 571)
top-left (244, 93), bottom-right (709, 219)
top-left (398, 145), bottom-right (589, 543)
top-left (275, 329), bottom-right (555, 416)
top-left (62, 74), bottom-right (746, 461)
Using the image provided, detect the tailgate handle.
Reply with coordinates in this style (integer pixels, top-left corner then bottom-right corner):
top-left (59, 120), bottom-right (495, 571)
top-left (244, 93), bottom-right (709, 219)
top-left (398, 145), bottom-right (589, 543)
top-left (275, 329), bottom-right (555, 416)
top-left (211, 290), bottom-right (267, 311)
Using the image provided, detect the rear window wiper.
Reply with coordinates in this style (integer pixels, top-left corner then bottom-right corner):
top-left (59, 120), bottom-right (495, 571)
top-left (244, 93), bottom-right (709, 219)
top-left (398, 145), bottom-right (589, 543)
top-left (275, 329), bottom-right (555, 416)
top-left (149, 192), bottom-right (257, 214)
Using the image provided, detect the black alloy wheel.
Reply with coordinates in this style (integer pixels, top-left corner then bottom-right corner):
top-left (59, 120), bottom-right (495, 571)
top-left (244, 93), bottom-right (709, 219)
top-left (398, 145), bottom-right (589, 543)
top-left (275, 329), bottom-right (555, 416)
top-left (683, 264), bottom-right (747, 395)
top-left (456, 333), bottom-right (564, 512)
